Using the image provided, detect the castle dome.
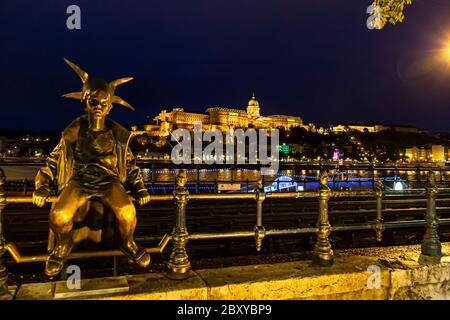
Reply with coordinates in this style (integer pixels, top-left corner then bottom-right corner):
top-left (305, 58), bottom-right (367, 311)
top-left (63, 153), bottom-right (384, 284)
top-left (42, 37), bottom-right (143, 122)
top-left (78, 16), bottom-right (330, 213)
top-left (248, 94), bottom-right (259, 107)
top-left (247, 93), bottom-right (260, 118)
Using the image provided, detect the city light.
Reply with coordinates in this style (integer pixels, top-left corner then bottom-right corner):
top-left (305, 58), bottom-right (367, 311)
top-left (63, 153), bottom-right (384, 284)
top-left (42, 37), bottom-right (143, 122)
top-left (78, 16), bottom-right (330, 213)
top-left (394, 181), bottom-right (404, 191)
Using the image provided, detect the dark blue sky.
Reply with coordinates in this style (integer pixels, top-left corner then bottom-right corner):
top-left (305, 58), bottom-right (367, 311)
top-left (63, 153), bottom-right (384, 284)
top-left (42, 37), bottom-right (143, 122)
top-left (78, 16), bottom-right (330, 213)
top-left (1, 0), bottom-right (450, 132)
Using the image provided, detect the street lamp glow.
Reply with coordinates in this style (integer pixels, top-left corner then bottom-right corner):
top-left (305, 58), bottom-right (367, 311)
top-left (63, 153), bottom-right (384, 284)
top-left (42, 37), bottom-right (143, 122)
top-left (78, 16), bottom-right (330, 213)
top-left (444, 44), bottom-right (450, 61)
top-left (438, 37), bottom-right (450, 64)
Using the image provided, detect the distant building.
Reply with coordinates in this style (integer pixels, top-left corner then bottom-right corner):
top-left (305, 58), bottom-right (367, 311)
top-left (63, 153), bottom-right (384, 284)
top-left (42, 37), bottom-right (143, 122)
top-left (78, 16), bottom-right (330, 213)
top-left (405, 146), bottom-right (425, 161)
top-left (331, 123), bottom-right (385, 133)
top-left (132, 94), bottom-right (310, 136)
top-left (405, 145), bottom-right (446, 162)
top-left (432, 145), bottom-right (446, 162)
top-left (331, 122), bottom-right (422, 134)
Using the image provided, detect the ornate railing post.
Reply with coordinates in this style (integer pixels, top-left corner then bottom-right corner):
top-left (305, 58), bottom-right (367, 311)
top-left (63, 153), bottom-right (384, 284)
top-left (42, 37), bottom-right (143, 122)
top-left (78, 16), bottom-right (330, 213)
top-left (254, 179), bottom-right (266, 252)
top-left (312, 171), bottom-right (334, 267)
top-left (373, 180), bottom-right (385, 242)
top-left (416, 167), bottom-right (421, 186)
top-left (0, 168), bottom-right (12, 299)
top-left (167, 170), bottom-right (191, 279)
top-left (419, 171), bottom-right (441, 265)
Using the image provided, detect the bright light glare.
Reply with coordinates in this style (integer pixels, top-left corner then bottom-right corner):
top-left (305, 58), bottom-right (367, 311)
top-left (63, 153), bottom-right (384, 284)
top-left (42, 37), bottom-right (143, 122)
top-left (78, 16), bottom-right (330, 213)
top-left (444, 44), bottom-right (450, 60)
top-left (438, 37), bottom-right (450, 63)
top-left (394, 181), bottom-right (404, 191)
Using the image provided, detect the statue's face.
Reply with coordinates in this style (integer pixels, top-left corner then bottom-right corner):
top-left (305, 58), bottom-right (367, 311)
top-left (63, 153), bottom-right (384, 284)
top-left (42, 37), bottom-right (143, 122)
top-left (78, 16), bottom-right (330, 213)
top-left (85, 90), bottom-right (112, 120)
top-left (82, 79), bottom-right (113, 121)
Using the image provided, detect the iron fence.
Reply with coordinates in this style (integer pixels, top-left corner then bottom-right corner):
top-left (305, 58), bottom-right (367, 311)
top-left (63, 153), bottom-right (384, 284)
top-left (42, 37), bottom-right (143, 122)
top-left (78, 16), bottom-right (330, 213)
top-left (0, 168), bottom-right (445, 299)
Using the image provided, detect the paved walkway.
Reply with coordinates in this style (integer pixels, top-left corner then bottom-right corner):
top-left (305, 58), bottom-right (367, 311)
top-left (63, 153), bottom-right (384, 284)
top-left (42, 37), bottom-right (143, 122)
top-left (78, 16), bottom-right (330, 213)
top-left (12, 243), bottom-right (450, 300)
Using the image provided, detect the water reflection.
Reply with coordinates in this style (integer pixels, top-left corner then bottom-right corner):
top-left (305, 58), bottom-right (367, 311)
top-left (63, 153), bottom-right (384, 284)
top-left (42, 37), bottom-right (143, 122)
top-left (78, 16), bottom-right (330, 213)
top-left (4, 165), bottom-right (446, 193)
top-left (140, 167), bottom-right (421, 192)
top-left (141, 168), bottom-right (262, 183)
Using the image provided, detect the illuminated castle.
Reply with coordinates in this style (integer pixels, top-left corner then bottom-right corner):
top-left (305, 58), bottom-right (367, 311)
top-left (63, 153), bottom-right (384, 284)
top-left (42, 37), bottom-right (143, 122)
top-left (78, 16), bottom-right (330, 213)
top-left (133, 94), bottom-right (314, 136)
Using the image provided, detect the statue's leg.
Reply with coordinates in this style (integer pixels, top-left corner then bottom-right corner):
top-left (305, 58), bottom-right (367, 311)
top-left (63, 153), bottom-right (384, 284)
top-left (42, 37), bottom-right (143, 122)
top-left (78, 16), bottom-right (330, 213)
top-left (101, 182), bottom-right (150, 268)
top-left (46, 181), bottom-right (88, 277)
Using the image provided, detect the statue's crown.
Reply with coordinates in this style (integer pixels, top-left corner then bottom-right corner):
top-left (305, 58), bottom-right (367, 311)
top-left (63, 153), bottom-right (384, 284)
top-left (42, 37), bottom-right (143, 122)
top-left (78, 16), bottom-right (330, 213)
top-left (62, 58), bottom-right (134, 111)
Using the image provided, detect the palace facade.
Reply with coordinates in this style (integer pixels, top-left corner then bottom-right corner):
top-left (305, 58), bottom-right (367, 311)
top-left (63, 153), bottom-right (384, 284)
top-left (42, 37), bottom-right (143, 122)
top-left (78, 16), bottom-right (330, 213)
top-left (133, 95), bottom-right (314, 136)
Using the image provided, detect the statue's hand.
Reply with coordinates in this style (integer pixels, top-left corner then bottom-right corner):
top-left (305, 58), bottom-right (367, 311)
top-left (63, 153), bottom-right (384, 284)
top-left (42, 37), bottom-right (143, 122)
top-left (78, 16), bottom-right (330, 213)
top-left (136, 190), bottom-right (151, 206)
top-left (33, 187), bottom-right (51, 207)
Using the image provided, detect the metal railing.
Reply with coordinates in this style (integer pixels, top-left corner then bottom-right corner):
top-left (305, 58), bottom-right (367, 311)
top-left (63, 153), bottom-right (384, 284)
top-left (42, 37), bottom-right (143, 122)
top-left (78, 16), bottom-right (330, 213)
top-left (0, 168), bottom-right (445, 299)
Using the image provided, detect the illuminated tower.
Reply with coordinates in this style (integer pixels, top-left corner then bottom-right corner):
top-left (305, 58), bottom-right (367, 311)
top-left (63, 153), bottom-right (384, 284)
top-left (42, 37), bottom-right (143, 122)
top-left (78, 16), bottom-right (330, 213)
top-left (246, 93), bottom-right (260, 118)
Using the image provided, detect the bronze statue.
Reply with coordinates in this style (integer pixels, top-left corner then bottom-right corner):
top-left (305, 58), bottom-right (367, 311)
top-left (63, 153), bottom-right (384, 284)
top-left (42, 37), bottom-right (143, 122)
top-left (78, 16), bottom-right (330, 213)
top-left (32, 58), bottom-right (151, 277)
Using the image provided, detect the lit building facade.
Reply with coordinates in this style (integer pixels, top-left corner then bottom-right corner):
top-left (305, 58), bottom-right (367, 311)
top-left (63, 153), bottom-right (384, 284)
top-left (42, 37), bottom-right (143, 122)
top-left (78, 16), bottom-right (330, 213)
top-left (331, 124), bottom-right (385, 133)
top-left (133, 95), bottom-right (309, 136)
top-left (331, 122), bottom-right (422, 134)
top-left (405, 145), bottom-right (447, 162)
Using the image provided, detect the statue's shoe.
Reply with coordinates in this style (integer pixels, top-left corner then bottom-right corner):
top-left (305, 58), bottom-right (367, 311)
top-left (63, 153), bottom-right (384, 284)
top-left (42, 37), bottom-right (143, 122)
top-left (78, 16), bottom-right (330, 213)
top-left (45, 254), bottom-right (67, 277)
top-left (120, 244), bottom-right (151, 268)
top-left (45, 241), bottom-right (73, 277)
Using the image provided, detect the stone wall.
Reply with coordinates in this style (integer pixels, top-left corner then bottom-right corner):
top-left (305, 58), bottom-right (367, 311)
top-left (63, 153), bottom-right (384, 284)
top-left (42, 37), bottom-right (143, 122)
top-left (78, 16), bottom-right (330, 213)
top-left (12, 243), bottom-right (450, 300)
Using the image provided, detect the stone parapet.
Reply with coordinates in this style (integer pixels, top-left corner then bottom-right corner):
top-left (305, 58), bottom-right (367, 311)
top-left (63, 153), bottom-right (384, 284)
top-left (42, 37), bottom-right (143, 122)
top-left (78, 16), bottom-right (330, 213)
top-left (12, 243), bottom-right (450, 300)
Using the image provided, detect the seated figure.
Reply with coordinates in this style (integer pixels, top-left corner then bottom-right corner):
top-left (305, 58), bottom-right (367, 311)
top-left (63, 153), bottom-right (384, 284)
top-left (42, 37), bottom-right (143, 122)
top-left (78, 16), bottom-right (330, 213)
top-left (32, 58), bottom-right (151, 277)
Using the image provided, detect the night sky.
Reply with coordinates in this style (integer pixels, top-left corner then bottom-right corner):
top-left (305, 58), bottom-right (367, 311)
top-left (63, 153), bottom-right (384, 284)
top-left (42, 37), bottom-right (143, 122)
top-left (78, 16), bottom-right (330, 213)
top-left (1, 0), bottom-right (450, 132)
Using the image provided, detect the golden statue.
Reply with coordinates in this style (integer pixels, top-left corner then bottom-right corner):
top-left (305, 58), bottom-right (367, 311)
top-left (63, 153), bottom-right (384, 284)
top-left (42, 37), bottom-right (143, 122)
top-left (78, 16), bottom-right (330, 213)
top-left (32, 58), bottom-right (151, 277)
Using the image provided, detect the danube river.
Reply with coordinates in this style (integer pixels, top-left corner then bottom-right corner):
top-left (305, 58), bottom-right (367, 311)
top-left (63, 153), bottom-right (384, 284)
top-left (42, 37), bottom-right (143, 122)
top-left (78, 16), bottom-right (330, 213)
top-left (0, 164), bottom-right (437, 193)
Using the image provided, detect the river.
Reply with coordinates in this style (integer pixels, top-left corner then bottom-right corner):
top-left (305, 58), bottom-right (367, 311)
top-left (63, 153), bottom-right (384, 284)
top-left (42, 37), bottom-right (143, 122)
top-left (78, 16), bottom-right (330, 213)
top-left (0, 164), bottom-right (440, 193)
